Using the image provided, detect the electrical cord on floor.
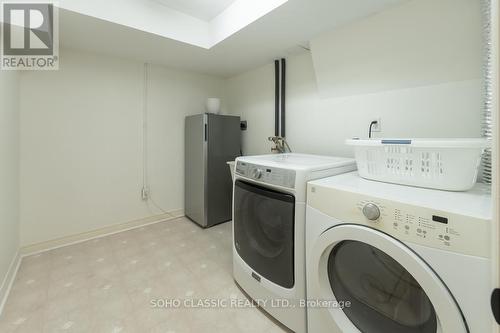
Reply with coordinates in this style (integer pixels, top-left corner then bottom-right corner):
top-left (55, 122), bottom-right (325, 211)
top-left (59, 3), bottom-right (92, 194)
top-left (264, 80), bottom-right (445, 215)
top-left (369, 120), bottom-right (378, 139)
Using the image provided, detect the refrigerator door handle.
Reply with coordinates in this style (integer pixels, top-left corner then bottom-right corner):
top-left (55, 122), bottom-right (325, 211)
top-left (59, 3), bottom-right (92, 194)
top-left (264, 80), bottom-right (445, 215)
top-left (204, 123), bottom-right (208, 142)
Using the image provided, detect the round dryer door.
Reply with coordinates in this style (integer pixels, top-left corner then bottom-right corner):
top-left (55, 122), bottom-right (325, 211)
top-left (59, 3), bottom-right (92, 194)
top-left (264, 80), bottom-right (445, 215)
top-left (308, 224), bottom-right (467, 333)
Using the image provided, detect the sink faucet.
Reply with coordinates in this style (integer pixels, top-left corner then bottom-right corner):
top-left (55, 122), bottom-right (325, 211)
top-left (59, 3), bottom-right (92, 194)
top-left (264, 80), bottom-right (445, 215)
top-left (268, 136), bottom-right (292, 154)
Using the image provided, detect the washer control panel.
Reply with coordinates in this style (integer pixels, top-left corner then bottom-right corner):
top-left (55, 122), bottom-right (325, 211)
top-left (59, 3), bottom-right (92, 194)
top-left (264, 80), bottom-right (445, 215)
top-left (236, 161), bottom-right (296, 188)
top-left (308, 185), bottom-right (491, 258)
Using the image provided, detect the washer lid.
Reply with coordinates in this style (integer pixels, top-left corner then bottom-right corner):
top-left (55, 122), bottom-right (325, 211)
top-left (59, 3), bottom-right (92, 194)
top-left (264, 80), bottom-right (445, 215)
top-left (237, 153), bottom-right (355, 171)
top-left (309, 224), bottom-right (467, 333)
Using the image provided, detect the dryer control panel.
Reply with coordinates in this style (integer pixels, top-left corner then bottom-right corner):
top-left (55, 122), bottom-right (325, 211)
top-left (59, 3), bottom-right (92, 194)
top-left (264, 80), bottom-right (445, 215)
top-left (308, 184), bottom-right (491, 258)
top-left (236, 161), bottom-right (296, 189)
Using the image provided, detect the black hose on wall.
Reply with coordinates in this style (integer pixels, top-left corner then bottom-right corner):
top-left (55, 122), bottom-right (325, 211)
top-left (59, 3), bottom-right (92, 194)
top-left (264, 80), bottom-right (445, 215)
top-left (274, 60), bottom-right (280, 137)
top-left (281, 58), bottom-right (286, 138)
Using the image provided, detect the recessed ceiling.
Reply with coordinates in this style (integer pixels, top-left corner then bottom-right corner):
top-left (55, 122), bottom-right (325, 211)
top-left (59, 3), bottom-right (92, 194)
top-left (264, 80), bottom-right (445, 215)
top-left (56, 0), bottom-right (288, 48)
top-left (152, 0), bottom-right (237, 21)
top-left (59, 0), bottom-right (409, 77)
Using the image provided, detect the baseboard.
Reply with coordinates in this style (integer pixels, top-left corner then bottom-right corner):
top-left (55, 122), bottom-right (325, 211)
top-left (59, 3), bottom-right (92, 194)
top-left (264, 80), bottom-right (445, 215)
top-left (20, 211), bottom-right (184, 257)
top-left (169, 209), bottom-right (184, 218)
top-left (0, 251), bottom-right (21, 315)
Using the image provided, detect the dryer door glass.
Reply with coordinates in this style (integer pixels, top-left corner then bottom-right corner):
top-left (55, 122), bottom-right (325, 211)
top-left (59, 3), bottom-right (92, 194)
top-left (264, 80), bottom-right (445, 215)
top-left (328, 240), bottom-right (437, 333)
top-left (234, 180), bottom-right (295, 288)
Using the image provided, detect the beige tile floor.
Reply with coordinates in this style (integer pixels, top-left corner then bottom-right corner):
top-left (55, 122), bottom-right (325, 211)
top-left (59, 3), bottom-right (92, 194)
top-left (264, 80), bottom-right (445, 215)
top-left (0, 217), bottom-right (289, 333)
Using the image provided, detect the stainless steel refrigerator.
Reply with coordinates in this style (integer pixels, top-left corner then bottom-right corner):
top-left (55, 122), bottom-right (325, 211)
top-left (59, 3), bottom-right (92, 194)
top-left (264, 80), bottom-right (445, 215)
top-left (185, 113), bottom-right (241, 228)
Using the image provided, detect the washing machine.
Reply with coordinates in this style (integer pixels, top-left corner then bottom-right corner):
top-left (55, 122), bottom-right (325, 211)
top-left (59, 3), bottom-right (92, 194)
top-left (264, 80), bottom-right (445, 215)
top-left (232, 153), bottom-right (356, 333)
top-left (306, 171), bottom-right (493, 333)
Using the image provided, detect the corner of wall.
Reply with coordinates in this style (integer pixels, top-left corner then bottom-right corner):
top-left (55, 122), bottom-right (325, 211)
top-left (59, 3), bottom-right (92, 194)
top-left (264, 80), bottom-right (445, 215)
top-left (0, 70), bottom-right (21, 315)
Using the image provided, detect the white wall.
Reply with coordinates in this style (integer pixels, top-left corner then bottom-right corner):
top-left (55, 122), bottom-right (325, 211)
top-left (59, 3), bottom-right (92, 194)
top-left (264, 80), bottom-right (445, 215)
top-left (227, 0), bottom-right (483, 157)
top-left (311, 0), bottom-right (482, 98)
top-left (19, 49), bottom-right (225, 246)
top-left (0, 71), bottom-right (20, 291)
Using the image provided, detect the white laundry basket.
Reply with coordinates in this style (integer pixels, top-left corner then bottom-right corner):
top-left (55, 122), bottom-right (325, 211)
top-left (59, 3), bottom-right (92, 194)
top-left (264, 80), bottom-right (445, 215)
top-left (346, 138), bottom-right (490, 191)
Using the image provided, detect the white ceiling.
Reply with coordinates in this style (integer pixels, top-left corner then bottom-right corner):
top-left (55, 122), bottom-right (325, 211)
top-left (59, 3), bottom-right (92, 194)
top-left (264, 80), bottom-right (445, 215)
top-left (56, 0), bottom-right (288, 48)
top-left (152, 0), bottom-right (237, 21)
top-left (59, 0), bottom-right (408, 78)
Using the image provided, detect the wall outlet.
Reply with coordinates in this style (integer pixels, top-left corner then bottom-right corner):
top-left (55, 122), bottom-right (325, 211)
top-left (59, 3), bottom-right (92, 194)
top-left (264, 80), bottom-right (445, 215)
top-left (240, 120), bottom-right (247, 131)
top-left (371, 118), bottom-right (382, 132)
top-left (141, 187), bottom-right (149, 201)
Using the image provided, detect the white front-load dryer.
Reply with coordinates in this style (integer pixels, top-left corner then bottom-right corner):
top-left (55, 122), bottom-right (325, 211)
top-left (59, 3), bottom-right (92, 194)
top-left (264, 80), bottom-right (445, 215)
top-left (306, 172), bottom-right (494, 333)
top-left (232, 154), bottom-right (356, 333)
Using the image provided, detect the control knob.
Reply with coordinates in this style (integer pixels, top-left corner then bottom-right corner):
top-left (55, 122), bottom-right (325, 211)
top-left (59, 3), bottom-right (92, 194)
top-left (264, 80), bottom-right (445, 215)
top-left (362, 203), bottom-right (381, 221)
top-left (252, 168), bottom-right (263, 179)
